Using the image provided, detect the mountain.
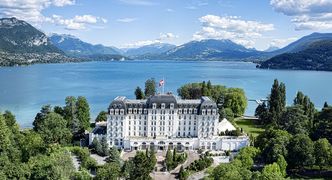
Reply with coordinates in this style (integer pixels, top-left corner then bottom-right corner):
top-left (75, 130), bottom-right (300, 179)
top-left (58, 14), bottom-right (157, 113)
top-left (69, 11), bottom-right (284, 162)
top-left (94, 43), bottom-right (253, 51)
top-left (0, 17), bottom-right (77, 66)
top-left (124, 43), bottom-right (176, 57)
top-left (259, 40), bottom-right (332, 71)
top-left (49, 34), bottom-right (121, 57)
top-left (271, 33), bottom-right (332, 55)
top-left (0, 17), bottom-right (62, 54)
top-left (162, 39), bottom-right (262, 60)
top-left (264, 46), bottom-right (279, 52)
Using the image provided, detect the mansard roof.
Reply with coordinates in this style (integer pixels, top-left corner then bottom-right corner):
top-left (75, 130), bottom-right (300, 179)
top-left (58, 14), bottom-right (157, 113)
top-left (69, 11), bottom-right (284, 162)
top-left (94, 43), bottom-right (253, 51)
top-left (108, 94), bottom-right (218, 111)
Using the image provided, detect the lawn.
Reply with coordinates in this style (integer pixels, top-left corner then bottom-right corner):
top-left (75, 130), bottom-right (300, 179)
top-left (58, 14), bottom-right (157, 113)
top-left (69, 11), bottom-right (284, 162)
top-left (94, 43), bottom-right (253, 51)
top-left (234, 118), bottom-right (265, 137)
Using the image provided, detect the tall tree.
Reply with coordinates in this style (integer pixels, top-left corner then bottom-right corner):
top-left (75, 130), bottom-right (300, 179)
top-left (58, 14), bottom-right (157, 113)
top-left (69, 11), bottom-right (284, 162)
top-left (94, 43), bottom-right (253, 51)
top-left (165, 148), bottom-right (173, 170)
top-left (35, 112), bottom-right (72, 145)
top-left (287, 134), bottom-right (315, 169)
top-left (135, 86), bottom-right (145, 99)
top-left (255, 129), bottom-right (291, 163)
top-left (279, 106), bottom-right (309, 135)
top-left (96, 162), bottom-right (121, 180)
top-left (312, 107), bottom-right (332, 143)
top-left (64, 96), bottom-right (79, 134)
top-left (101, 136), bottom-right (109, 156)
top-left (33, 105), bottom-right (52, 131)
top-left (268, 79), bottom-right (286, 126)
top-left (0, 115), bottom-right (11, 154)
top-left (76, 96), bottom-right (91, 131)
top-left (130, 151), bottom-right (152, 180)
top-left (293, 91), bottom-right (315, 129)
top-left (95, 111), bottom-right (108, 122)
top-left (276, 155), bottom-right (287, 177)
top-left (144, 78), bottom-right (156, 97)
top-left (314, 138), bottom-right (331, 170)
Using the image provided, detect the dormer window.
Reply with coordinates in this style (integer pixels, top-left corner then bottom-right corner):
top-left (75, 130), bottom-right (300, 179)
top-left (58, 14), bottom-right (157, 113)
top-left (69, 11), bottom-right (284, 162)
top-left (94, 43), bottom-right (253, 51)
top-left (161, 103), bottom-right (165, 109)
top-left (170, 103), bottom-right (174, 109)
top-left (153, 103), bottom-right (157, 109)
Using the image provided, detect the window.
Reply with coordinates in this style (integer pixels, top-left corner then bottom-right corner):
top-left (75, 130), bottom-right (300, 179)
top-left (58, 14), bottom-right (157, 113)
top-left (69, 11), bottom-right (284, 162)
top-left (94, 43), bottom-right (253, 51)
top-left (161, 103), bottom-right (165, 109)
top-left (153, 103), bottom-right (157, 109)
top-left (170, 103), bottom-right (174, 109)
top-left (194, 109), bottom-right (197, 114)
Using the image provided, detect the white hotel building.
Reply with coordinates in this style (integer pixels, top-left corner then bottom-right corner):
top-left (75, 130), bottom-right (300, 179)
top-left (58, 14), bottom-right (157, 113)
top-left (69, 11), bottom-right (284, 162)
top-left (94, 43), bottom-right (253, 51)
top-left (90, 94), bottom-right (249, 151)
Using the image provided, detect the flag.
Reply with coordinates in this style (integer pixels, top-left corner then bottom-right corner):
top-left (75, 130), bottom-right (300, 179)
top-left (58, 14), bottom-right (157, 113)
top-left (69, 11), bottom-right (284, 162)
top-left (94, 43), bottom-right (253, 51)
top-left (159, 79), bottom-right (164, 87)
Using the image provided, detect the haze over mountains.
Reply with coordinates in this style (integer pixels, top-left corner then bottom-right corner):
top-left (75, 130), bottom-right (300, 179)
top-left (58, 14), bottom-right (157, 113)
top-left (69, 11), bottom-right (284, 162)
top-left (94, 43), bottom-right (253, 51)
top-left (0, 17), bottom-right (332, 70)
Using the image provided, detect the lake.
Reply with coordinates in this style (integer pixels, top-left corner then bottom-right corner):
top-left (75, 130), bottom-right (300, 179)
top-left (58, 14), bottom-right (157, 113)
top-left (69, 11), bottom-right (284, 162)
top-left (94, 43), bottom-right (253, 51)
top-left (0, 60), bottom-right (331, 128)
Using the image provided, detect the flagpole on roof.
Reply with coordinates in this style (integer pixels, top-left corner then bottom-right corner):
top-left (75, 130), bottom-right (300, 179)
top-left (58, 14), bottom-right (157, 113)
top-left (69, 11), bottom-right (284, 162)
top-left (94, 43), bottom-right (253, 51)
top-left (163, 77), bottom-right (165, 94)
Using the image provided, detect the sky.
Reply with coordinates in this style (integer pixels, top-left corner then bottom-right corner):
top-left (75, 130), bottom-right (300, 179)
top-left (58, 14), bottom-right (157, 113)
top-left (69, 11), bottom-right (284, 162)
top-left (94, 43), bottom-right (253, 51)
top-left (0, 0), bottom-right (331, 50)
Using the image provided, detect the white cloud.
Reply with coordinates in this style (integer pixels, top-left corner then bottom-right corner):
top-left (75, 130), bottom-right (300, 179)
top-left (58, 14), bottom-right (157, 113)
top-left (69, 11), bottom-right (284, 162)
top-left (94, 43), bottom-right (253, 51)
top-left (270, 37), bottom-right (298, 48)
top-left (123, 32), bottom-right (179, 48)
top-left (193, 15), bottom-right (274, 47)
top-left (118, 0), bottom-right (156, 6)
top-left (51, 15), bottom-right (107, 30)
top-left (0, 0), bottom-right (75, 23)
top-left (52, 0), bottom-right (75, 7)
top-left (271, 0), bottom-right (332, 30)
top-left (166, 8), bottom-right (174, 12)
top-left (0, 0), bottom-right (106, 30)
top-left (117, 18), bottom-right (136, 23)
top-left (158, 33), bottom-right (179, 40)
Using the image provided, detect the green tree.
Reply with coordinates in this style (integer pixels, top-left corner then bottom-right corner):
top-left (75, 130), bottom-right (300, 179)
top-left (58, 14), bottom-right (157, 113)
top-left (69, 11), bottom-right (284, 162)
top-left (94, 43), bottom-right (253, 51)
top-left (64, 96), bottom-right (80, 134)
top-left (261, 163), bottom-right (284, 180)
top-left (35, 112), bottom-right (72, 145)
top-left (293, 91), bottom-right (315, 129)
top-left (144, 78), bottom-right (156, 97)
top-left (256, 129), bottom-right (291, 164)
top-left (107, 147), bottom-right (121, 164)
top-left (148, 148), bottom-right (157, 171)
top-left (268, 79), bottom-right (286, 126)
top-left (122, 160), bottom-right (134, 179)
top-left (313, 107), bottom-right (332, 143)
top-left (95, 111), bottom-right (108, 122)
top-left (178, 166), bottom-right (188, 180)
top-left (0, 115), bottom-right (11, 154)
top-left (165, 148), bottom-right (173, 170)
top-left (28, 148), bottom-right (75, 180)
top-left (100, 136), bottom-right (109, 156)
top-left (236, 146), bottom-right (260, 169)
top-left (130, 151), bottom-right (152, 180)
top-left (135, 86), bottom-right (145, 99)
top-left (33, 105), bottom-right (52, 131)
top-left (91, 137), bottom-right (102, 154)
top-left (96, 162), bottom-right (121, 180)
top-left (224, 88), bottom-right (247, 117)
top-left (20, 130), bottom-right (46, 162)
top-left (276, 155), bottom-right (287, 177)
top-left (278, 106), bottom-right (309, 135)
top-left (314, 138), bottom-right (331, 170)
top-left (287, 134), bottom-right (315, 169)
top-left (76, 96), bottom-right (91, 131)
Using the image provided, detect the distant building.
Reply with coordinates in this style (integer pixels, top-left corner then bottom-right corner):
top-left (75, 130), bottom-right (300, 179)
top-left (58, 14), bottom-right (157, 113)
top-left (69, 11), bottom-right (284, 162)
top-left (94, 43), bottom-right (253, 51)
top-left (90, 94), bottom-right (249, 151)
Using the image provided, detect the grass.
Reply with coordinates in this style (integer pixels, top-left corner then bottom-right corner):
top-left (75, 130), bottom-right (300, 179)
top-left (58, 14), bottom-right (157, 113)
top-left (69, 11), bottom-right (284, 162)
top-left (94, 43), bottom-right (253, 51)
top-left (234, 118), bottom-right (265, 137)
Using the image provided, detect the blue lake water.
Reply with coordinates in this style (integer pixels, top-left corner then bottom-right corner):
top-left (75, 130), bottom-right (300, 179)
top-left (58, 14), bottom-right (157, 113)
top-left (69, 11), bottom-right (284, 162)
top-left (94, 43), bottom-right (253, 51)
top-left (0, 60), bottom-right (331, 128)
